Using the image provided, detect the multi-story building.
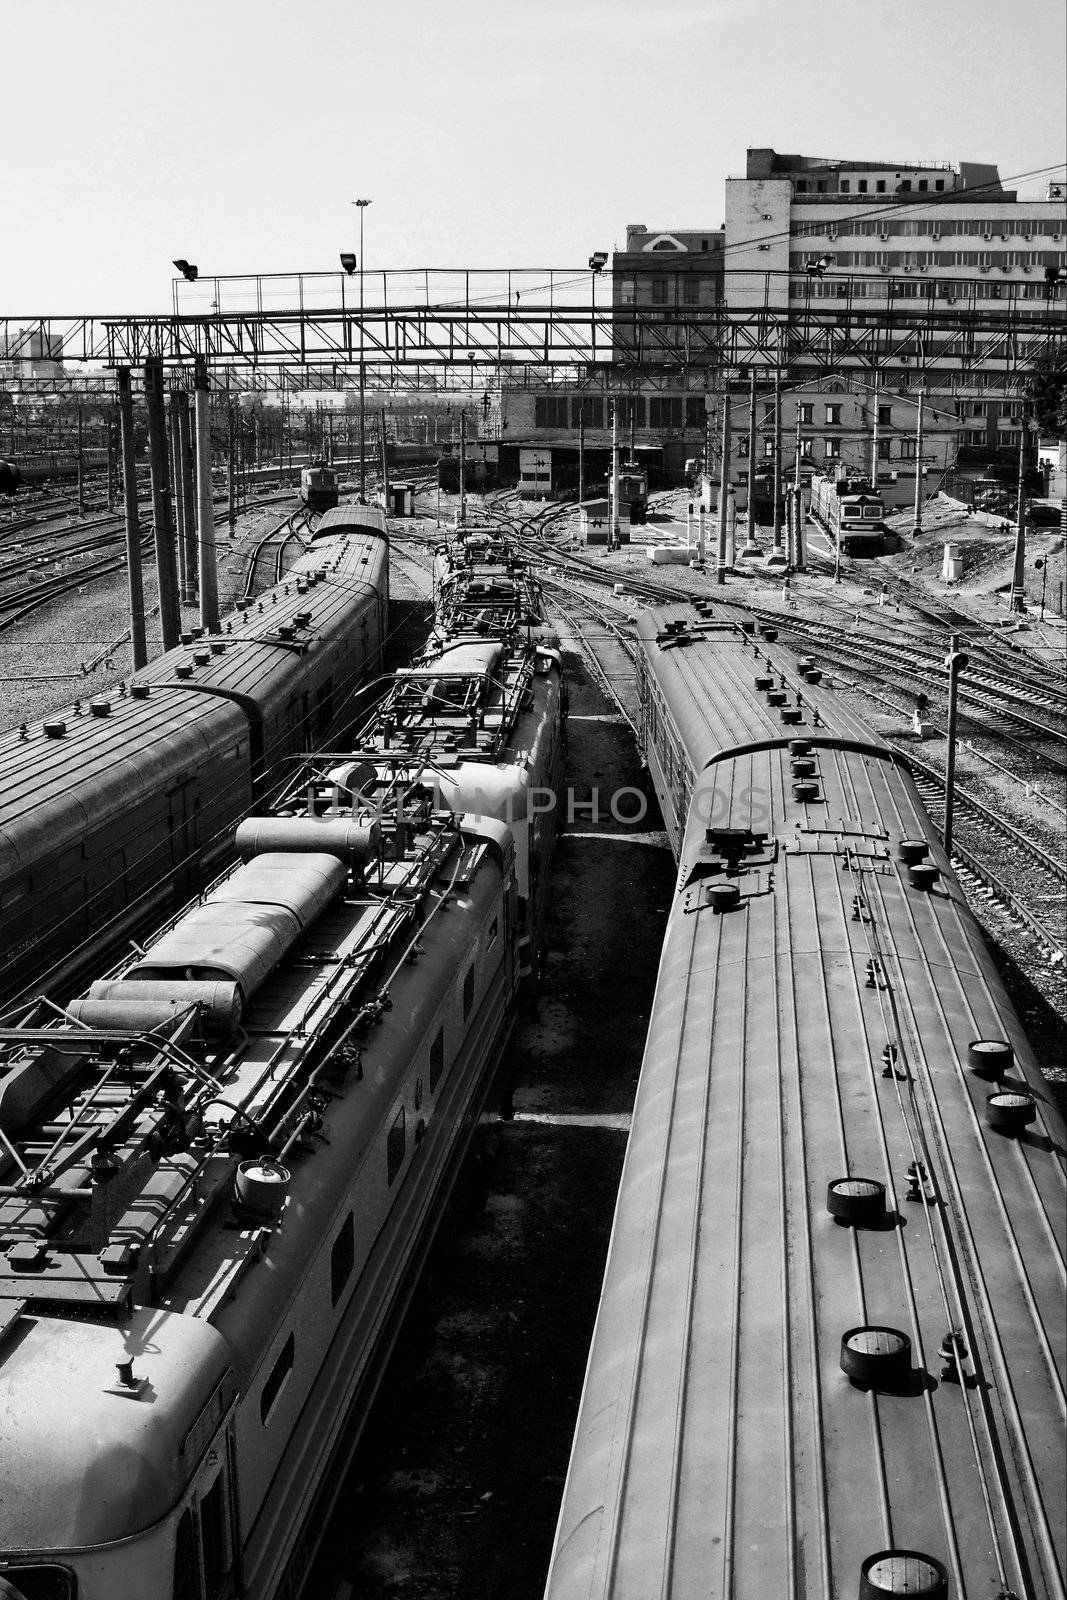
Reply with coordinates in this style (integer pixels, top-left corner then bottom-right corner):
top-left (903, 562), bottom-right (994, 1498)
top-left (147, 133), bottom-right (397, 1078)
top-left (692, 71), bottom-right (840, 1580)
top-left (498, 153), bottom-right (1064, 499)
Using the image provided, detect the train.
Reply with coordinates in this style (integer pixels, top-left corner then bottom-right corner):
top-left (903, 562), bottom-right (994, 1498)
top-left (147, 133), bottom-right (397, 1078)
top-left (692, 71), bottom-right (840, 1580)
top-left (809, 470), bottom-right (887, 555)
top-left (0, 504), bottom-right (389, 1011)
top-left (299, 460), bottom-right (340, 512)
top-left (544, 599), bottom-right (1066, 1600)
top-left (0, 524), bottom-right (568, 1600)
top-left (371, 528), bottom-right (566, 977)
top-left (0, 769), bottom-right (524, 1600)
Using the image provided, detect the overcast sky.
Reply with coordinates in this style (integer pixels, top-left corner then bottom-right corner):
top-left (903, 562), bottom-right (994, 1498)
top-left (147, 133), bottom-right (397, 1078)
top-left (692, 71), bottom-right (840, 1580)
top-left (4, 0), bottom-right (1065, 314)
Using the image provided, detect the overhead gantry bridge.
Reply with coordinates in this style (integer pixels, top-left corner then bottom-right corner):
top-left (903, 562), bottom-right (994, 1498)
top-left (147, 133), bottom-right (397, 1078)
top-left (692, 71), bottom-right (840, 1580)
top-left (2, 265), bottom-right (1063, 394)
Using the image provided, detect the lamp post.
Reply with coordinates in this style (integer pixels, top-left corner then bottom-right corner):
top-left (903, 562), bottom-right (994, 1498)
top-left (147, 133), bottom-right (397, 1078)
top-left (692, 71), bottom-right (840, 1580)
top-left (353, 199), bottom-right (371, 501)
top-left (589, 252), bottom-right (607, 362)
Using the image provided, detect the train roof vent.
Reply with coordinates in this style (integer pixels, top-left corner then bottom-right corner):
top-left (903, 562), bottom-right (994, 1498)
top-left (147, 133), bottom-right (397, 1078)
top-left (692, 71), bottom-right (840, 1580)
top-left (236, 598), bottom-right (249, 611)
top-left (986, 1090), bottom-right (1037, 1136)
top-left (210, 640), bottom-right (227, 655)
top-left (898, 838), bottom-right (928, 864)
top-left (294, 610), bottom-right (312, 627)
top-left (278, 623), bottom-right (297, 641)
top-left (859, 1550), bottom-right (948, 1599)
top-left (907, 861), bottom-right (940, 889)
top-left (89, 698), bottom-right (112, 717)
top-left (180, 630), bottom-right (194, 645)
top-left (827, 1177), bottom-right (885, 1226)
top-left (193, 649), bottom-right (211, 666)
top-left (840, 1325), bottom-right (912, 1388)
top-left (43, 719), bottom-right (66, 738)
top-left (175, 663), bottom-right (194, 679)
top-left (130, 683), bottom-right (150, 700)
top-left (967, 1039), bottom-right (1013, 1079)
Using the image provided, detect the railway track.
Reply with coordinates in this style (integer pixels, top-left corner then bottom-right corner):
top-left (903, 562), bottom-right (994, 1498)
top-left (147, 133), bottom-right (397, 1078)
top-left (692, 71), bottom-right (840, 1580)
top-left (242, 508), bottom-right (312, 598)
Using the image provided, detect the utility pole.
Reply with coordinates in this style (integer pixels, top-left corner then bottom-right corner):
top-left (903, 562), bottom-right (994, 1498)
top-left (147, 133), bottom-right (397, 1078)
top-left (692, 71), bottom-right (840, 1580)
top-left (870, 370), bottom-right (880, 485)
top-left (741, 369), bottom-right (759, 556)
top-left (76, 403), bottom-right (84, 516)
top-left (716, 383), bottom-right (731, 585)
top-left (768, 370), bottom-right (786, 567)
top-left (610, 401), bottom-right (621, 548)
top-left (913, 383), bottom-right (925, 537)
top-left (178, 393), bottom-right (198, 604)
top-left (1010, 413), bottom-right (1029, 612)
top-left (578, 412), bottom-right (585, 506)
top-left (194, 354), bottom-right (220, 635)
top-left (116, 367), bottom-right (147, 669)
top-left (354, 197), bottom-right (371, 502)
top-left (227, 404), bottom-right (237, 534)
top-left (944, 635), bottom-right (968, 856)
top-left (459, 409), bottom-right (467, 526)
top-left (793, 400), bottom-right (805, 571)
top-left (380, 406), bottom-right (390, 511)
top-left (143, 358), bottom-right (181, 651)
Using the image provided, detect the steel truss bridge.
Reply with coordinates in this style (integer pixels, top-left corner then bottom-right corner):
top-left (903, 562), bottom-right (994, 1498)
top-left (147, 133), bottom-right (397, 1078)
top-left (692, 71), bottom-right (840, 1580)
top-left (2, 266), bottom-right (1063, 395)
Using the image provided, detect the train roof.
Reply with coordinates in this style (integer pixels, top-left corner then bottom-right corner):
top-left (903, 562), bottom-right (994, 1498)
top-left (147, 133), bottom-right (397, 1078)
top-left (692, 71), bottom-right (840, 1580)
top-left (312, 503), bottom-right (389, 542)
top-left (547, 735), bottom-right (1066, 1599)
top-left (636, 600), bottom-right (879, 772)
top-left (0, 530), bottom-right (388, 877)
top-left (0, 790), bottom-right (511, 1546)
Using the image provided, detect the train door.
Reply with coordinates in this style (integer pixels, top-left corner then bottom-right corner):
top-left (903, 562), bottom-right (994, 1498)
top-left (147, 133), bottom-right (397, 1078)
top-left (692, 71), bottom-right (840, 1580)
top-left (168, 782), bottom-right (200, 905)
top-left (172, 1425), bottom-right (240, 1600)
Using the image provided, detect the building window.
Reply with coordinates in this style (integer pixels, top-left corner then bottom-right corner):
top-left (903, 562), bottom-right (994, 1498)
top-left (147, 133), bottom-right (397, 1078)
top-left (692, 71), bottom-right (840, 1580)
top-left (763, 439), bottom-right (775, 458)
top-left (878, 406), bottom-right (892, 425)
top-left (825, 405), bottom-right (842, 425)
top-left (651, 279), bottom-right (669, 305)
top-left (935, 179), bottom-right (945, 191)
top-left (682, 277), bottom-right (700, 304)
top-left (900, 179), bottom-right (912, 192)
top-left (795, 180), bottom-right (808, 193)
top-left (619, 281), bottom-right (635, 306)
top-left (762, 402), bottom-right (775, 423)
top-left (738, 436), bottom-right (749, 457)
top-left (571, 397), bottom-right (603, 429)
top-left (387, 1105), bottom-right (406, 1184)
top-left (878, 439), bottom-right (891, 459)
top-left (918, 179), bottom-right (928, 192)
top-left (685, 397), bottom-right (705, 427)
top-left (840, 179), bottom-right (850, 192)
top-left (858, 179), bottom-right (868, 193)
top-left (648, 397), bottom-right (683, 429)
top-left (800, 436), bottom-right (814, 456)
top-left (876, 180), bottom-right (886, 193)
top-left (799, 403), bottom-right (813, 424)
top-left (534, 397), bottom-right (569, 429)
top-left (824, 441), bottom-right (837, 459)
top-left (900, 438), bottom-right (917, 459)
top-left (615, 395), bottom-right (646, 428)
top-left (330, 1214), bottom-right (355, 1307)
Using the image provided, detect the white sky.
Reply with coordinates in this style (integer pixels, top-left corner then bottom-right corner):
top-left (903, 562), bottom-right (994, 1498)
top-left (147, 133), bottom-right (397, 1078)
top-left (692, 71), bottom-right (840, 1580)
top-left (3, 0), bottom-right (1065, 314)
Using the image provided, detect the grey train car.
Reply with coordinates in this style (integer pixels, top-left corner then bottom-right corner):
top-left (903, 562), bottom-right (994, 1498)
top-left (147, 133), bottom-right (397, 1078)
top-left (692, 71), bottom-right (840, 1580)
top-left (0, 506), bottom-right (388, 1009)
top-left (546, 601), bottom-right (1065, 1600)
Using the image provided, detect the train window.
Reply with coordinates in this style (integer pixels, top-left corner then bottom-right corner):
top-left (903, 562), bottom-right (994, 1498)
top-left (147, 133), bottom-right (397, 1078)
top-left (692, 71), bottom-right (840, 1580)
top-left (387, 1106), bottom-right (406, 1185)
top-left (462, 965), bottom-right (475, 1020)
top-left (429, 1026), bottom-right (445, 1091)
top-left (331, 1213), bottom-right (355, 1306)
top-left (260, 1333), bottom-right (295, 1424)
top-left (486, 916), bottom-right (499, 949)
top-left (0, 877), bottom-right (29, 909)
top-left (173, 1508), bottom-right (205, 1600)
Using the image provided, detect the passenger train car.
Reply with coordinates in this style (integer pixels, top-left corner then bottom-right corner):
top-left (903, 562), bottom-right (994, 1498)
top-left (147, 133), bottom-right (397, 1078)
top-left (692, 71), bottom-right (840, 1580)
top-left (546, 600), bottom-right (1065, 1600)
top-left (809, 470), bottom-right (887, 555)
top-left (0, 767), bottom-right (524, 1600)
top-left (299, 460), bottom-right (340, 513)
top-left (0, 505), bottom-right (388, 1010)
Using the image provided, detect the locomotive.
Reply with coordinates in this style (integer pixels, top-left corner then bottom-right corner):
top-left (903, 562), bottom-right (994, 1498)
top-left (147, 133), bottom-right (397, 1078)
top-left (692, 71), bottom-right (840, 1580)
top-left (0, 768), bottom-right (523, 1600)
top-left (298, 460), bottom-right (340, 512)
top-left (545, 601), bottom-right (1066, 1600)
top-left (809, 470), bottom-right (887, 555)
top-left (0, 505), bottom-right (388, 1010)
